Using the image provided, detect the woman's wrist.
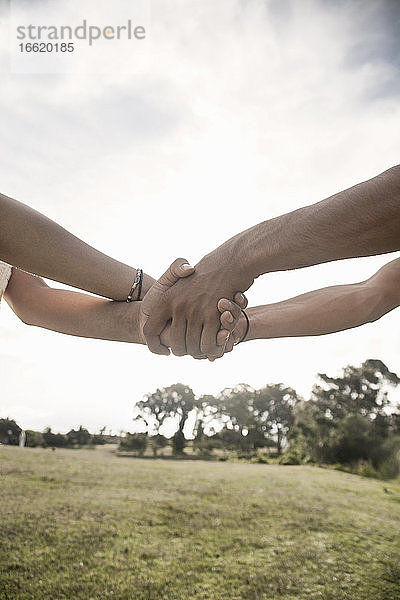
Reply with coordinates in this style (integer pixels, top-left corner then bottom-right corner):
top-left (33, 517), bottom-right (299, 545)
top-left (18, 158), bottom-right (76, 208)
top-left (123, 301), bottom-right (146, 344)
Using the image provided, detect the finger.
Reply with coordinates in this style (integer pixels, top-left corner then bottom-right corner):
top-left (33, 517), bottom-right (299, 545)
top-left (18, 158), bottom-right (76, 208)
top-left (217, 299), bottom-right (241, 322)
top-left (160, 322), bottom-right (171, 347)
top-left (217, 329), bottom-right (235, 353)
top-left (225, 337), bottom-right (235, 353)
top-left (219, 310), bottom-right (235, 331)
top-left (186, 322), bottom-right (203, 359)
top-left (169, 317), bottom-right (187, 357)
top-left (216, 329), bottom-right (230, 347)
top-left (143, 315), bottom-right (171, 356)
top-left (157, 258), bottom-right (194, 291)
top-left (234, 292), bottom-right (248, 309)
top-left (200, 312), bottom-right (224, 359)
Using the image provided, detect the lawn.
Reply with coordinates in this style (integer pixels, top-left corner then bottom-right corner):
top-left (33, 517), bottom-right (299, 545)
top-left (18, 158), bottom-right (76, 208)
top-left (0, 446), bottom-right (399, 600)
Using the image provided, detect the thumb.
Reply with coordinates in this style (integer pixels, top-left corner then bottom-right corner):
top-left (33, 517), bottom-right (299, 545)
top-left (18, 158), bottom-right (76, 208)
top-left (157, 257), bottom-right (194, 291)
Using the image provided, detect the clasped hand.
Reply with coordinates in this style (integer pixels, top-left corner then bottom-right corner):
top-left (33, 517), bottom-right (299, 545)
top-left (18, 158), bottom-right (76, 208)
top-left (138, 258), bottom-right (248, 360)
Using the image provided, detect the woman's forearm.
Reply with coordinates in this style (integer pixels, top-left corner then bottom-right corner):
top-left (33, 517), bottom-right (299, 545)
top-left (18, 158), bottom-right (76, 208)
top-left (244, 259), bottom-right (400, 341)
top-left (4, 269), bottom-right (174, 346)
top-left (4, 271), bottom-right (143, 343)
top-left (0, 192), bottom-right (155, 300)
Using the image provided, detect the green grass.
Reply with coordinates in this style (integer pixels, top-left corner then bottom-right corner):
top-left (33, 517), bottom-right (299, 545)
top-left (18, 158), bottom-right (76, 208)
top-left (0, 446), bottom-right (399, 600)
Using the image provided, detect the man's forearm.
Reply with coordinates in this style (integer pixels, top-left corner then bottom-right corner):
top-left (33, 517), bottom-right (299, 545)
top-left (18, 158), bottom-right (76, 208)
top-left (219, 165), bottom-right (400, 283)
top-left (140, 164), bottom-right (400, 359)
top-left (0, 192), bottom-right (155, 300)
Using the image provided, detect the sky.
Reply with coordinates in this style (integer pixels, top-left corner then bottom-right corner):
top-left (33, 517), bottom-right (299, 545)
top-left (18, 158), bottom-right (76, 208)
top-left (0, 0), bottom-right (399, 434)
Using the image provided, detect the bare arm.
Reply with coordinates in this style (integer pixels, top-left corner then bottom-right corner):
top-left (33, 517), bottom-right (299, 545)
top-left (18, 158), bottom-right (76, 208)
top-left (3, 261), bottom-right (233, 349)
top-left (220, 258), bottom-right (400, 344)
top-left (0, 192), bottom-right (155, 300)
top-left (143, 165), bottom-right (400, 358)
top-left (4, 270), bottom-right (143, 343)
top-left (243, 165), bottom-right (400, 277)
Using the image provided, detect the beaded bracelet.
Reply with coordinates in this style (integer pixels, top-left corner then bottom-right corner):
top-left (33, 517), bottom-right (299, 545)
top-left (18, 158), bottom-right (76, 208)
top-left (126, 268), bottom-right (143, 302)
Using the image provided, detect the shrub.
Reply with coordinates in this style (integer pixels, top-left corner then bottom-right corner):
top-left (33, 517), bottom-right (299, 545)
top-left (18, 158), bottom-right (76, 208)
top-left (374, 437), bottom-right (400, 480)
top-left (278, 448), bottom-right (303, 465)
top-left (25, 430), bottom-right (43, 447)
top-left (357, 460), bottom-right (379, 478)
top-left (92, 434), bottom-right (107, 445)
top-left (119, 433), bottom-right (148, 455)
top-left (250, 455), bottom-right (269, 464)
top-left (42, 428), bottom-right (68, 448)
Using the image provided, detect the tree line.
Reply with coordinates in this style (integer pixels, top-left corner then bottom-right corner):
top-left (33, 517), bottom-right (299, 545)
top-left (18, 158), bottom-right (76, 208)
top-left (122, 359), bottom-right (400, 478)
top-left (2, 358), bottom-right (399, 478)
top-left (0, 422), bottom-right (110, 448)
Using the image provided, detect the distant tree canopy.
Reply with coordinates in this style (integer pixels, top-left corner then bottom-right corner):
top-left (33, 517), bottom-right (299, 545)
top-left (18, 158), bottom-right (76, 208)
top-left (134, 383), bottom-right (197, 452)
top-left (290, 359), bottom-right (400, 470)
top-left (66, 426), bottom-right (92, 446)
top-left (204, 383), bottom-right (300, 453)
top-left (42, 427), bottom-right (68, 448)
top-left (129, 359), bottom-right (400, 477)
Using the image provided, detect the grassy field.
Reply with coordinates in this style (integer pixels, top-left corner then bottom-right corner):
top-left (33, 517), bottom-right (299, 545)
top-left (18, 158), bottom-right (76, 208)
top-left (0, 446), bottom-right (399, 600)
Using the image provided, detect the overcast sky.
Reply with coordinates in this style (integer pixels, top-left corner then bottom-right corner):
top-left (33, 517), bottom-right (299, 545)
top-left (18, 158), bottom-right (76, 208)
top-left (0, 0), bottom-right (399, 434)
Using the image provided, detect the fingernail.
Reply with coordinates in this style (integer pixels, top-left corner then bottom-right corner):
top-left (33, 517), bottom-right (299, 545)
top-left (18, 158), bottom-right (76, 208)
top-left (238, 293), bottom-right (245, 302)
top-left (227, 313), bottom-right (234, 323)
top-left (181, 263), bottom-right (193, 270)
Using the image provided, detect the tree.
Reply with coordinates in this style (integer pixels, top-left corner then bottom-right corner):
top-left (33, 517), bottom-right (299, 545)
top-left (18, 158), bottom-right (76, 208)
top-left (0, 418), bottom-right (21, 445)
top-left (214, 384), bottom-right (299, 454)
top-left (255, 384), bottom-right (300, 454)
top-left (292, 359), bottom-right (400, 465)
top-left (149, 434), bottom-right (168, 457)
top-left (66, 426), bottom-right (92, 446)
top-left (42, 427), bottom-right (67, 448)
top-left (215, 384), bottom-right (257, 450)
top-left (134, 383), bottom-right (197, 453)
top-left (192, 394), bottom-right (221, 451)
top-left (313, 359), bottom-right (399, 421)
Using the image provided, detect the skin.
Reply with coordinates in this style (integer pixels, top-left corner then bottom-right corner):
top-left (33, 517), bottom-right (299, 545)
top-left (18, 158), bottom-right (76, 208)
top-left (143, 165), bottom-right (400, 359)
top-left (0, 192), bottom-right (244, 355)
top-left (0, 191), bottom-right (154, 300)
top-left (3, 258), bottom-right (239, 351)
top-left (218, 257), bottom-right (400, 348)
